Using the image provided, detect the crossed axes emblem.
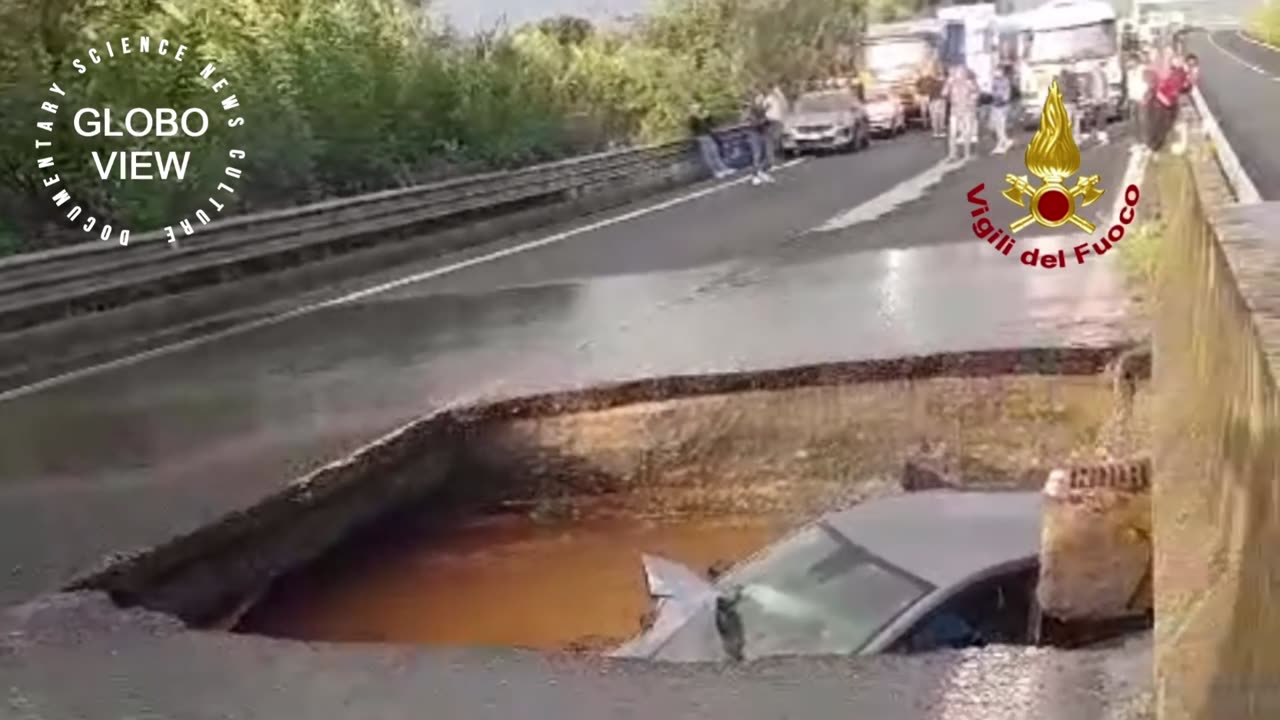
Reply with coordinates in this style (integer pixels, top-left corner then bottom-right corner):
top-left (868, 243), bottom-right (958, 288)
top-left (1002, 173), bottom-right (1105, 234)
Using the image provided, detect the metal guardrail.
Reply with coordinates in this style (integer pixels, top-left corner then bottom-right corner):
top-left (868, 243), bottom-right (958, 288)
top-left (1189, 85), bottom-right (1262, 205)
top-left (0, 127), bottom-right (748, 335)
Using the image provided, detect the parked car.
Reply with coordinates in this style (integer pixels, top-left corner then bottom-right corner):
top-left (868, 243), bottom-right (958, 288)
top-left (612, 490), bottom-right (1051, 662)
top-left (780, 89), bottom-right (871, 156)
top-left (864, 89), bottom-right (908, 137)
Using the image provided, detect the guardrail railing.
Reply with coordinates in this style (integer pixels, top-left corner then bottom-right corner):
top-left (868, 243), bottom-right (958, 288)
top-left (0, 126), bottom-right (749, 336)
top-left (1189, 86), bottom-right (1262, 205)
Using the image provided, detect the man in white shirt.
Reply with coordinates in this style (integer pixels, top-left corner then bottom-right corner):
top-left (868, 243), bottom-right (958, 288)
top-left (1126, 52), bottom-right (1149, 145)
top-left (989, 64), bottom-right (1014, 155)
top-left (943, 65), bottom-right (979, 163)
top-left (763, 86), bottom-right (788, 167)
top-left (1088, 61), bottom-right (1111, 146)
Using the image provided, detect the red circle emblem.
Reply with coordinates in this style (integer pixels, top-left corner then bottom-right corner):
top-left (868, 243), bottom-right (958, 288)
top-left (1036, 189), bottom-right (1071, 223)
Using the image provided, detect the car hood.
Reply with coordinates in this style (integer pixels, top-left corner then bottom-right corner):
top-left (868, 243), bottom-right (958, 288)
top-left (787, 111), bottom-right (852, 128)
top-left (607, 554), bottom-right (724, 661)
top-left (865, 101), bottom-right (896, 116)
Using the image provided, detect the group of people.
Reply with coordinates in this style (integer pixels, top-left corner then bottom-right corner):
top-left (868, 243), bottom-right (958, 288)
top-left (1127, 47), bottom-right (1200, 155)
top-left (916, 44), bottom-right (1199, 164)
top-left (916, 62), bottom-right (1017, 164)
top-left (689, 87), bottom-right (786, 187)
top-left (690, 44), bottom-right (1200, 183)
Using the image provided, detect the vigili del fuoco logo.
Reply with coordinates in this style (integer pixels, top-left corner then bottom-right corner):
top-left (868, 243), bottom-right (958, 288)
top-left (966, 79), bottom-right (1141, 270)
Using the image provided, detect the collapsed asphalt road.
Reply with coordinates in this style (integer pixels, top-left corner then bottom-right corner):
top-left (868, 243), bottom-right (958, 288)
top-left (1, 128), bottom-right (1147, 718)
top-left (0, 132), bottom-right (1138, 607)
top-left (3, 591), bottom-right (1154, 720)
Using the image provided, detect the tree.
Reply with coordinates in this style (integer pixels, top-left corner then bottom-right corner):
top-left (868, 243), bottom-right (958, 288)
top-left (537, 15), bottom-right (595, 45)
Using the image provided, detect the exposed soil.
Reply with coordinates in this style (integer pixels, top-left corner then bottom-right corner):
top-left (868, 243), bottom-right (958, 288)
top-left (236, 373), bottom-right (1151, 651)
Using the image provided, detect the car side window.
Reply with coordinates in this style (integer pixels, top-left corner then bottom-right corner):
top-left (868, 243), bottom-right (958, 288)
top-left (889, 565), bottom-right (1039, 654)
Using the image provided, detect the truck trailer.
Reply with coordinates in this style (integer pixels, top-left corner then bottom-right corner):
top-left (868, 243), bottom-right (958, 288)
top-left (862, 19), bottom-right (945, 127)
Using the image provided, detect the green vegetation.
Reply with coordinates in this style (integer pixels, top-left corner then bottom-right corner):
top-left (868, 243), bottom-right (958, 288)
top-left (1117, 219), bottom-right (1165, 306)
top-left (0, 0), bottom-right (876, 255)
top-left (1248, 3), bottom-right (1280, 46)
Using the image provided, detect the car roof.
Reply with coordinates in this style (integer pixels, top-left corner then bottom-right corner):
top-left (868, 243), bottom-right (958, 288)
top-left (799, 90), bottom-right (855, 99)
top-left (820, 490), bottom-right (1043, 589)
top-left (1015, 0), bottom-right (1116, 30)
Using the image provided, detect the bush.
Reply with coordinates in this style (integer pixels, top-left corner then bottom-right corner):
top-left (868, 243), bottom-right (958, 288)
top-left (1249, 3), bottom-right (1280, 46)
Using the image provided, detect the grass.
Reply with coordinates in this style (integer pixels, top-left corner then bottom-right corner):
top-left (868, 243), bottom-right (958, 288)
top-left (1249, 4), bottom-right (1280, 46)
top-left (1117, 219), bottom-right (1165, 306)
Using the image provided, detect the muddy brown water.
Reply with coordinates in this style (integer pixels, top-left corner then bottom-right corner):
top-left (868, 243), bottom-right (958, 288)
top-left (236, 373), bottom-right (1150, 652)
top-left (237, 513), bottom-right (786, 651)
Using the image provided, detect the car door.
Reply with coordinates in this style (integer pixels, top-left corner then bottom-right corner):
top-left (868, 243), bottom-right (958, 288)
top-left (885, 564), bottom-right (1040, 654)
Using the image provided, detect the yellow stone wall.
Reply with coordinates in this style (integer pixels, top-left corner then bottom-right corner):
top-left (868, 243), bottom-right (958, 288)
top-left (1154, 152), bottom-right (1280, 720)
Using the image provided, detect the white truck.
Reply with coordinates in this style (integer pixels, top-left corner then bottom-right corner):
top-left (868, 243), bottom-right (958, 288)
top-left (1132, 0), bottom-right (1202, 47)
top-left (862, 19), bottom-right (945, 126)
top-left (935, 3), bottom-right (1000, 98)
top-left (1010, 0), bottom-right (1124, 129)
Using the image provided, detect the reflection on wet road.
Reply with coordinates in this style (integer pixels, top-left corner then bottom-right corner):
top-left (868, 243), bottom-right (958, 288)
top-left (239, 515), bottom-right (785, 650)
top-left (0, 134), bottom-right (1137, 606)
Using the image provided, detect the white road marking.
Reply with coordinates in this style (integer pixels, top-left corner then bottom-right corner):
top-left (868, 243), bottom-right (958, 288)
top-left (1208, 30), bottom-right (1275, 77)
top-left (808, 133), bottom-right (1145, 239)
top-left (1195, 31), bottom-right (1270, 203)
top-left (1093, 144), bottom-right (1149, 306)
top-left (0, 158), bottom-right (806, 404)
top-left (1114, 143), bottom-right (1149, 225)
top-left (810, 159), bottom-right (956, 232)
top-left (1237, 29), bottom-right (1280, 54)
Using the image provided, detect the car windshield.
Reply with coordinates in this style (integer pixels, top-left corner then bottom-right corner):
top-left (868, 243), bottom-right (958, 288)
top-left (794, 93), bottom-right (852, 114)
top-left (653, 523), bottom-right (933, 660)
top-left (1028, 22), bottom-right (1117, 64)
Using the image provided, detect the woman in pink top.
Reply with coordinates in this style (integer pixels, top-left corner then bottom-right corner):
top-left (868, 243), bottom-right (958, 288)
top-left (1145, 52), bottom-right (1198, 152)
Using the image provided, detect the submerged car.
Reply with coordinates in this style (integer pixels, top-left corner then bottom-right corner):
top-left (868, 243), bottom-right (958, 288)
top-left (781, 90), bottom-right (871, 156)
top-left (864, 90), bottom-right (907, 137)
top-left (611, 490), bottom-right (1048, 662)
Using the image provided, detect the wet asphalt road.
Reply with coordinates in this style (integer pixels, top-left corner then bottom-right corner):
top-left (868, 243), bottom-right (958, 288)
top-left (2, 592), bottom-right (1154, 720)
top-left (1191, 29), bottom-right (1280, 200)
top-left (0, 131), bottom-right (1137, 607)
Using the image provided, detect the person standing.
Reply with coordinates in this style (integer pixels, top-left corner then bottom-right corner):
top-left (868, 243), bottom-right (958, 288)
top-left (1088, 60), bottom-right (1111, 146)
top-left (745, 93), bottom-right (776, 185)
top-left (689, 103), bottom-right (733, 179)
top-left (1146, 52), bottom-right (1195, 153)
top-left (1168, 52), bottom-right (1199, 154)
top-left (989, 64), bottom-right (1014, 155)
top-left (763, 85), bottom-right (788, 167)
top-left (1057, 64), bottom-right (1083, 140)
top-left (1126, 52), bottom-right (1150, 146)
top-left (944, 65), bottom-right (979, 163)
top-left (918, 68), bottom-right (946, 138)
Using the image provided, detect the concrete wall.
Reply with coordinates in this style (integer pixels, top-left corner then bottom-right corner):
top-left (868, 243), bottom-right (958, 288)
top-left (1153, 147), bottom-right (1280, 719)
